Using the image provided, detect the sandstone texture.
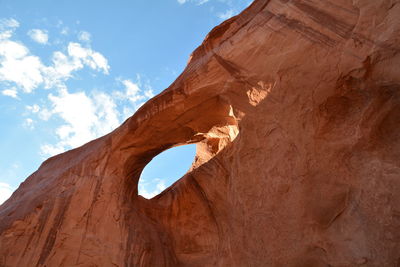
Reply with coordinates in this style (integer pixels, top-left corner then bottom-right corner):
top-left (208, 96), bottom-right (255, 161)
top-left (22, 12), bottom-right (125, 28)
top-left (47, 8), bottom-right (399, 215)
top-left (1, 0), bottom-right (400, 266)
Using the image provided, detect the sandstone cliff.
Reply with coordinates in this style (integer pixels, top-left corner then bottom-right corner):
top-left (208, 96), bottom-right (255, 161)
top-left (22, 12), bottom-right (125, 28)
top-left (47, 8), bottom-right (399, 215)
top-left (1, 0), bottom-right (400, 266)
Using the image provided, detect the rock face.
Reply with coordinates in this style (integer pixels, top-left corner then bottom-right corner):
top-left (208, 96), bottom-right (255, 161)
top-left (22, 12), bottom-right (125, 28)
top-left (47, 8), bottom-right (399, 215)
top-left (1, 0), bottom-right (400, 266)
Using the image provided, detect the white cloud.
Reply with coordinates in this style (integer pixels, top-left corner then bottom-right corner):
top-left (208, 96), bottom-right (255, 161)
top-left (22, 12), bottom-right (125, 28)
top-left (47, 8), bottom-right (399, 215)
top-left (2, 87), bottom-right (18, 98)
top-left (78, 31), bottom-right (91, 42)
top-left (138, 179), bottom-right (166, 199)
top-left (41, 51), bottom-right (81, 88)
top-left (217, 9), bottom-right (235, 20)
top-left (40, 143), bottom-right (65, 157)
top-left (0, 39), bottom-right (28, 58)
top-left (91, 92), bottom-right (120, 135)
top-left (0, 182), bottom-right (14, 205)
top-left (123, 79), bottom-right (142, 101)
top-left (0, 20), bottom-right (109, 93)
top-left (40, 88), bottom-right (120, 157)
top-left (40, 43), bottom-right (109, 89)
top-left (27, 29), bottom-right (48, 44)
top-left (0, 30), bottom-right (12, 40)
top-left (0, 37), bottom-right (110, 93)
top-left (114, 77), bottom-right (155, 104)
top-left (67, 42), bottom-right (109, 74)
top-left (114, 79), bottom-right (144, 103)
top-left (0, 40), bottom-right (44, 93)
top-left (38, 74), bottom-right (155, 157)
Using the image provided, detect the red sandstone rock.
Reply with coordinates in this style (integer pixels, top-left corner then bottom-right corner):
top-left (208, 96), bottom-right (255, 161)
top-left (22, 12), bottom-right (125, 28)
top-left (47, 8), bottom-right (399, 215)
top-left (1, 0), bottom-right (400, 266)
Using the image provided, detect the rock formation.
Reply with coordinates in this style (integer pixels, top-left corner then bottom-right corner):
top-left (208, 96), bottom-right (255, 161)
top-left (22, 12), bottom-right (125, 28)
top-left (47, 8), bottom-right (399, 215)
top-left (1, 0), bottom-right (400, 266)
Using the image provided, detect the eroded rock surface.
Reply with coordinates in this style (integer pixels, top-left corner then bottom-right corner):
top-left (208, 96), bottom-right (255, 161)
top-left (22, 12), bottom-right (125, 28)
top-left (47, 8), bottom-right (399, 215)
top-left (1, 0), bottom-right (400, 266)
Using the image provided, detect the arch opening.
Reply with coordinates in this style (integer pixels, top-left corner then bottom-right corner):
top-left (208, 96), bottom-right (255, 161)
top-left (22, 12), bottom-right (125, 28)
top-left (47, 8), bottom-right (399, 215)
top-left (138, 144), bottom-right (197, 199)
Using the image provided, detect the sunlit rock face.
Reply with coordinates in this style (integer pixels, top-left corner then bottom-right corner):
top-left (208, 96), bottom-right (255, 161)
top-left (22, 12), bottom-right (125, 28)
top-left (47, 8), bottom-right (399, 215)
top-left (1, 0), bottom-right (400, 266)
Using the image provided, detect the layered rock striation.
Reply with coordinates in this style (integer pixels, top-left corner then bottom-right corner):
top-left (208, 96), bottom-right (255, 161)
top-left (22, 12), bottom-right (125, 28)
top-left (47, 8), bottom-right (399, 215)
top-left (1, 0), bottom-right (400, 266)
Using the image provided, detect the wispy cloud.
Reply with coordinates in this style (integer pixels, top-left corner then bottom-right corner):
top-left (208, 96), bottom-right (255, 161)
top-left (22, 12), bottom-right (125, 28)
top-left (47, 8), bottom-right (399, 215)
top-left (23, 118), bottom-right (34, 129)
top-left (176, 0), bottom-right (251, 20)
top-left (197, 0), bottom-right (210, 4)
top-left (78, 31), bottom-right (91, 42)
top-left (60, 27), bottom-right (69, 35)
top-left (0, 18), bottom-right (19, 29)
top-left (26, 104), bottom-right (40, 113)
top-left (0, 18), bottom-right (19, 40)
top-left (28, 29), bottom-right (49, 44)
top-left (177, 0), bottom-right (209, 5)
top-left (217, 8), bottom-right (235, 20)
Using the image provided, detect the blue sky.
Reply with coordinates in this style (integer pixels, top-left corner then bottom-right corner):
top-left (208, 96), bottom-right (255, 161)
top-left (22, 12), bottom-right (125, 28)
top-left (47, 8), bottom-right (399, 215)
top-left (0, 0), bottom-right (251, 203)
